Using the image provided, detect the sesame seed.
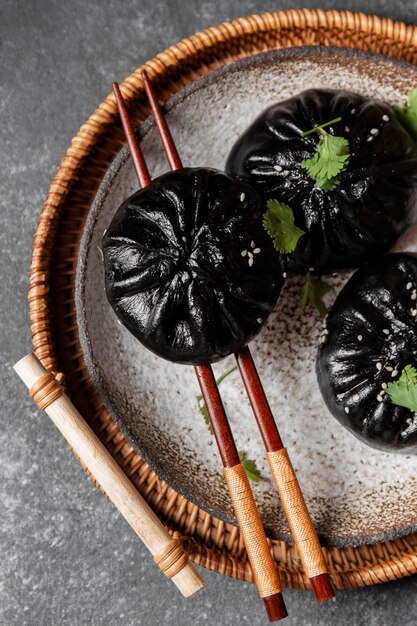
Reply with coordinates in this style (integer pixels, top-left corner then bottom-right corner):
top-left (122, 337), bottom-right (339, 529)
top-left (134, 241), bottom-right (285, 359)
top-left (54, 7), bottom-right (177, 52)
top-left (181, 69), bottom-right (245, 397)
top-left (383, 328), bottom-right (390, 335)
top-left (241, 250), bottom-right (247, 257)
top-left (407, 282), bottom-right (412, 290)
top-left (370, 128), bottom-right (379, 135)
top-left (182, 236), bottom-right (187, 242)
top-left (382, 383), bottom-right (387, 389)
top-left (345, 407), bottom-right (350, 414)
top-left (377, 395), bottom-right (382, 402)
top-left (353, 394), bottom-right (360, 401)
top-left (386, 366), bottom-right (393, 371)
top-left (283, 272), bottom-right (287, 278)
top-left (240, 193), bottom-right (245, 202)
top-left (382, 114), bottom-right (389, 122)
top-left (274, 164), bottom-right (282, 172)
top-left (248, 251), bottom-right (253, 259)
top-left (357, 335), bottom-right (363, 341)
top-left (412, 309), bottom-right (417, 317)
top-left (309, 266), bottom-right (315, 272)
top-left (251, 241), bottom-right (256, 249)
top-left (412, 293), bottom-right (416, 300)
top-left (407, 418), bottom-right (413, 425)
top-left (401, 431), bottom-right (407, 437)
top-left (376, 362), bottom-right (382, 370)
top-left (367, 136), bottom-right (374, 142)
top-left (351, 108), bottom-right (356, 114)
top-left (248, 257), bottom-right (254, 267)
top-left (253, 248), bottom-right (261, 254)
top-left (380, 389), bottom-right (385, 396)
top-left (345, 126), bottom-right (350, 133)
top-left (392, 369), bottom-right (398, 377)
top-left (257, 317), bottom-right (262, 324)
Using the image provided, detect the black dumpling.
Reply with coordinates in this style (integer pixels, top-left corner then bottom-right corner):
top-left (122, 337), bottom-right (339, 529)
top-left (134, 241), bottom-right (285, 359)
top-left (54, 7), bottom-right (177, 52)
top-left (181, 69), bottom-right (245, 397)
top-left (317, 253), bottom-right (417, 453)
top-left (226, 89), bottom-right (417, 274)
top-left (103, 167), bottom-right (285, 365)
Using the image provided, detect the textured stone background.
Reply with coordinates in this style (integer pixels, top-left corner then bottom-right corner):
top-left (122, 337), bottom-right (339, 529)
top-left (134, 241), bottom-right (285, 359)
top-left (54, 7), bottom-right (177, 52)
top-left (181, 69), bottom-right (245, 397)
top-left (2, 1), bottom-right (417, 624)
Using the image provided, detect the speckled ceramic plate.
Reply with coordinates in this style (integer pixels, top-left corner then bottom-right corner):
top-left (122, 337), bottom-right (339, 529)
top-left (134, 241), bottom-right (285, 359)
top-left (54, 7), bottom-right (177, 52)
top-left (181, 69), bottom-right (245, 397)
top-left (76, 46), bottom-right (417, 547)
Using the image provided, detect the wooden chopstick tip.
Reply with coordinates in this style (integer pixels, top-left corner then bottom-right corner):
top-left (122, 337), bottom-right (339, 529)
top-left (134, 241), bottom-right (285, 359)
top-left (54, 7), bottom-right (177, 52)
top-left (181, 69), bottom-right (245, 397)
top-left (112, 81), bottom-right (122, 100)
top-left (140, 68), bottom-right (149, 81)
top-left (310, 573), bottom-right (335, 602)
top-left (263, 593), bottom-right (288, 622)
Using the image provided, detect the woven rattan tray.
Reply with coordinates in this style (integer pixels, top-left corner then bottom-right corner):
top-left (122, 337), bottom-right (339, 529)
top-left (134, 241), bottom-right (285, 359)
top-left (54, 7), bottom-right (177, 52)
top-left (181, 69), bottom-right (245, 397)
top-left (30, 9), bottom-right (417, 590)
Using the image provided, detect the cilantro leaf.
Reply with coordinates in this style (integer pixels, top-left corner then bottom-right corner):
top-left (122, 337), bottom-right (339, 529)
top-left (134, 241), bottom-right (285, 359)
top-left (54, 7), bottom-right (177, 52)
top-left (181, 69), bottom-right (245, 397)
top-left (400, 364), bottom-right (417, 385)
top-left (386, 364), bottom-right (417, 412)
top-left (263, 199), bottom-right (305, 254)
top-left (302, 271), bottom-right (330, 318)
top-left (302, 130), bottom-right (350, 190)
top-left (220, 451), bottom-right (262, 483)
top-left (197, 396), bottom-right (213, 435)
top-left (196, 364), bottom-right (237, 435)
top-left (239, 451), bottom-right (261, 482)
top-left (395, 88), bottom-right (417, 142)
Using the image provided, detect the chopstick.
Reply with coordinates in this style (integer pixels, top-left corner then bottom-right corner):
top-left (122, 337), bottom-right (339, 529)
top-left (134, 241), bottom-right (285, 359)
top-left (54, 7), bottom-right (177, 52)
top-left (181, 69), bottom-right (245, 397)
top-left (113, 81), bottom-right (287, 622)
top-left (140, 70), bottom-right (334, 602)
top-left (235, 347), bottom-right (334, 601)
top-left (14, 353), bottom-right (204, 597)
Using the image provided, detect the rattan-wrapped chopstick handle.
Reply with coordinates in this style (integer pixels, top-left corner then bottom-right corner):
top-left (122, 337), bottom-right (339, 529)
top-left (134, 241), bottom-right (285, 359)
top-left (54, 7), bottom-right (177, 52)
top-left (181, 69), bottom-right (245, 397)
top-left (224, 463), bottom-right (282, 598)
top-left (267, 449), bottom-right (328, 580)
top-left (14, 353), bottom-right (204, 597)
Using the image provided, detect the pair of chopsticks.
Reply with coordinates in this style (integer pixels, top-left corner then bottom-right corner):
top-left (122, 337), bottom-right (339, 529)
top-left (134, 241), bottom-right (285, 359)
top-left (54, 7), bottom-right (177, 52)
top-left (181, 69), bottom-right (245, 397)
top-left (113, 71), bottom-right (334, 621)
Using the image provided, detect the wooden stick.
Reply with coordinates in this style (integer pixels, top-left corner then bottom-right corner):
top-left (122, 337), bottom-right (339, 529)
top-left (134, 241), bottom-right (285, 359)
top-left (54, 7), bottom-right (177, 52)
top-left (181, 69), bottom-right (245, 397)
top-left (14, 353), bottom-right (204, 598)
top-left (141, 70), bottom-right (182, 171)
top-left (140, 69), bottom-right (334, 602)
top-left (112, 83), bottom-right (151, 188)
top-left (235, 347), bottom-right (334, 601)
top-left (114, 76), bottom-right (287, 621)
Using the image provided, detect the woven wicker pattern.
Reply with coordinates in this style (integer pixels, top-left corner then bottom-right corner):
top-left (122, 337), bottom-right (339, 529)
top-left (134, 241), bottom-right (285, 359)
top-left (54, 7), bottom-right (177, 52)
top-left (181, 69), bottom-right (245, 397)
top-left (29, 9), bottom-right (417, 590)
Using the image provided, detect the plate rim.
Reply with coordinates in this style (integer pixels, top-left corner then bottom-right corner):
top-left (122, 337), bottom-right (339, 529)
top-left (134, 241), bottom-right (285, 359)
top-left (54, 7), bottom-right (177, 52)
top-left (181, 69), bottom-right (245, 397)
top-left (76, 44), bottom-right (417, 548)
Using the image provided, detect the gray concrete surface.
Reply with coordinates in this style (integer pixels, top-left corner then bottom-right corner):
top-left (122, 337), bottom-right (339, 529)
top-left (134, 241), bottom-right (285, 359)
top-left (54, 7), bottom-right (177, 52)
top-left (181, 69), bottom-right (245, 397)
top-left (2, 1), bottom-right (417, 624)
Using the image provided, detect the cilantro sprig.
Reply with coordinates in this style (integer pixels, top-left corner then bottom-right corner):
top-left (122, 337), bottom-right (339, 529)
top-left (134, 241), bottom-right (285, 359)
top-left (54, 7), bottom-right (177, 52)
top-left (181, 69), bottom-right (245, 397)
top-left (302, 271), bottom-right (330, 318)
top-left (221, 451), bottom-right (261, 483)
top-left (196, 365), bottom-right (262, 483)
top-left (301, 116), bottom-right (342, 137)
top-left (395, 88), bottom-right (417, 142)
top-left (386, 364), bottom-right (417, 412)
top-left (263, 199), bottom-right (305, 254)
top-left (301, 121), bottom-right (350, 191)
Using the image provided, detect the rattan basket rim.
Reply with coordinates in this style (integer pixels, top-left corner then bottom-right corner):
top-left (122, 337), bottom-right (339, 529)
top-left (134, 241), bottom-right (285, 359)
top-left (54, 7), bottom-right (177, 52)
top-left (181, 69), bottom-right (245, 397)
top-left (29, 8), bottom-right (417, 590)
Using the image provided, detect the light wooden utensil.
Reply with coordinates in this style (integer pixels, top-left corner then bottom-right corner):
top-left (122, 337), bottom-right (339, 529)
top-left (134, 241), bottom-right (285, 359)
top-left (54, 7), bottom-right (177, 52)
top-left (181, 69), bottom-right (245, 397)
top-left (14, 353), bottom-right (204, 598)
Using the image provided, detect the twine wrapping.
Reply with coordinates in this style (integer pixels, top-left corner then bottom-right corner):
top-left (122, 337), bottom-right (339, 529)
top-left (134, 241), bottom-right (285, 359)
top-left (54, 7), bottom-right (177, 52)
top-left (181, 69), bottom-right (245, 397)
top-left (29, 373), bottom-right (63, 410)
top-left (224, 463), bottom-right (282, 598)
top-left (154, 538), bottom-right (189, 578)
top-left (267, 449), bottom-right (328, 579)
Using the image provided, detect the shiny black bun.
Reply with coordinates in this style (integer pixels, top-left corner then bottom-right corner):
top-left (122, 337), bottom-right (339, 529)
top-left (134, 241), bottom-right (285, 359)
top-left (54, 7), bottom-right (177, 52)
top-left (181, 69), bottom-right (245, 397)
top-left (103, 167), bottom-right (286, 365)
top-left (317, 253), bottom-right (417, 452)
top-left (226, 89), bottom-right (417, 274)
